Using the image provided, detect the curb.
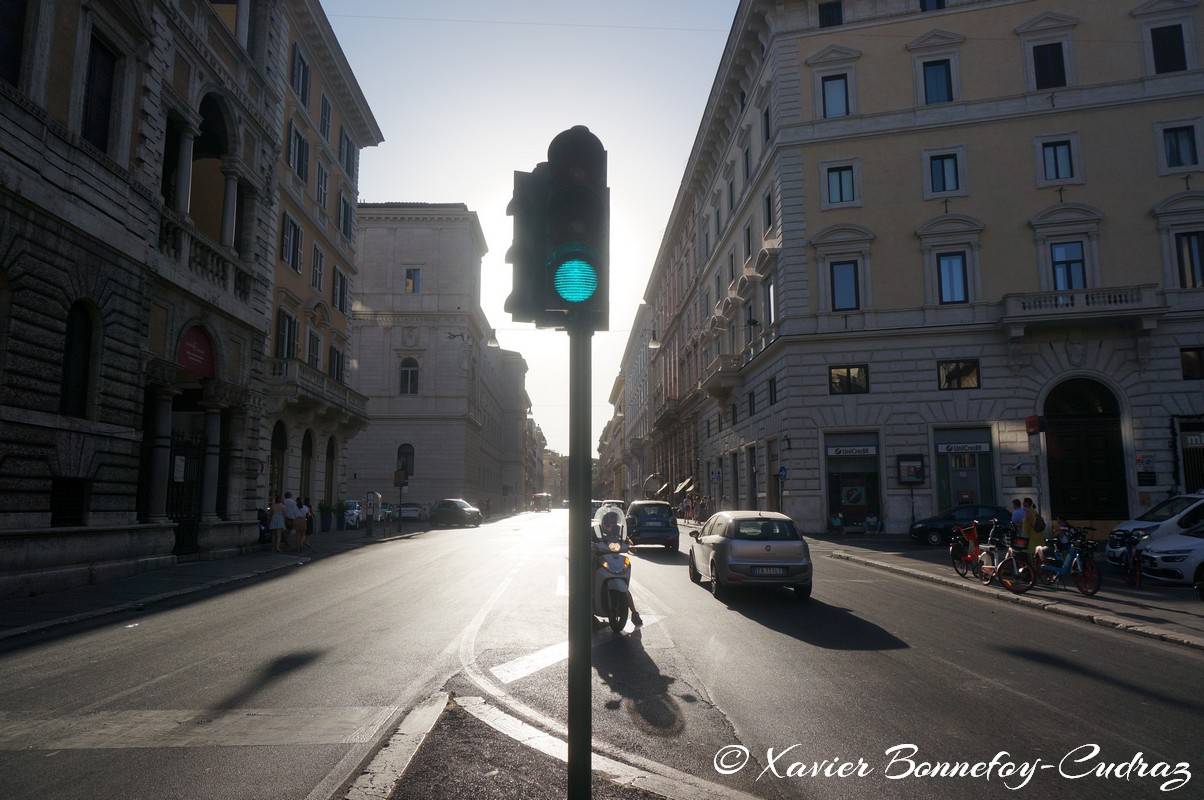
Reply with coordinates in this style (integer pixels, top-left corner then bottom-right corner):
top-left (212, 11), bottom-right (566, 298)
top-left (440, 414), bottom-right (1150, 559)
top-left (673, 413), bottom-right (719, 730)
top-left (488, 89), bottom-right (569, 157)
top-left (344, 691), bottom-right (450, 800)
top-left (830, 550), bottom-right (1204, 653)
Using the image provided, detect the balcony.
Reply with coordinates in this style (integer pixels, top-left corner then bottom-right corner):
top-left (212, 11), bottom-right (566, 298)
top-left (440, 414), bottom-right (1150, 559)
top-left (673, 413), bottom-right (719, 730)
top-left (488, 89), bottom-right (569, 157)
top-left (701, 354), bottom-right (742, 399)
top-left (998, 284), bottom-right (1166, 340)
top-left (652, 398), bottom-right (680, 431)
top-left (265, 358), bottom-right (369, 429)
top-left (157, 209), bottom-right (254, 308)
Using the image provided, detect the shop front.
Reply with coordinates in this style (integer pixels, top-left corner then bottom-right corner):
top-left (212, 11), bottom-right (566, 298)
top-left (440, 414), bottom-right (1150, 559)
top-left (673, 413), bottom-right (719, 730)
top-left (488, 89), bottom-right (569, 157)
top-left (934, 429), bottom-right (997, 509)
top-left (825, 433), bottom-right (880, 530)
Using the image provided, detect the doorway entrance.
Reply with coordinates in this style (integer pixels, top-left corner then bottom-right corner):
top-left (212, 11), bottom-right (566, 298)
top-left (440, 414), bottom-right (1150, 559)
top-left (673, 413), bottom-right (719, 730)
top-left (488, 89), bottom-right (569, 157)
top-left (1045, 378), bottom-right (1127, 519)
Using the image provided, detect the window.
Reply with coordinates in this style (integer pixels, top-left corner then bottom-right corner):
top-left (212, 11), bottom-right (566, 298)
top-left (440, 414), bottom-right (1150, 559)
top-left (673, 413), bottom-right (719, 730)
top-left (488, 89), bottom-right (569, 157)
top-left (730, 402), bottom-right (738, 426)
top-left (768, 377), bottom-right (778, 405)
top-left (763, 192), bottom-right (774, 232)
top-left (939, 359), bottom-right (980, 390)
top-left (337, 192), bottom-right (355, 239)
top-left (1, 0), bottom-right (27, 86)
top-left (1042, 140), bottom-right (1074, 180)
top-left (281, 214), bottom-right (303, 271)
top-left (338, 126), bottom-right (357, 177)
top-left (715, 207), bottom-right (722, 238)
top-left (291, 43), bottom-right (310, 107)
top-left (929, 153), bottom-right (959, 194)
top-left (829, 365), bottom-right (868, 394)
top-left (1151, 24), bottom-right (1187, 74)
top-left (743, 223), bottom-right (753, 260)
top-left (307, 330), bottom-right (321, 369)
top-left (60, 302), bottom-right (94, 417)
top-left (920, 0), bottom-right (945, 10)
top-left (82, 33), bottom-right (118, 152)
top-left (1182, 348), bottom-right (1204, 380)
top-left (762, 106), bottom-right (771, 143)
top-left (923, 59), bottom-right (953, 104)
top-left (311, 245), bottom-right (324, 291)
top-left (831, 260), bottom-right (859, 310)
top-left (315, 161), bottom-right (328, 208)
top-left (397, 444), bottom-right (416, 479)
top-left (743, 147), bottom-right (751, 181)
top-left (1178, 232), bottom-right (1203, 289)
top-left (728, 179), bottom-right (735, 211)
top-left (818, 2), bottom-right (843, 29)
top-left (332, 268), bottom-right (349, 314)
top-left (1051, 242), bottom-right (1086, 290)
top-left (1164, 125), bottom-right (1199, 169)
top-left (822, 74), bottom-right (849, 118)
top-left (826, 164), bottom-right (856, 205)
top-left (400, 357), bottom-right (419, 395)
top-left (275, 309), bottom-right (298, 359)
top-left (328, 345), bottom-right (344, 383)
top-left (405, 268), bottom-right (421, 293)
top-left (288, 122), bottom-right (308, 182)
top-left (50, 478), bottom-right (88, 527)
top-left (319, 94), bottom-right (331, 140)
top-left (938, 252), bottom-right (968, 303)
top-left (1032, 42), bottom-right (1066, 89)
top-left (748, 390), bottom-right (756, 417)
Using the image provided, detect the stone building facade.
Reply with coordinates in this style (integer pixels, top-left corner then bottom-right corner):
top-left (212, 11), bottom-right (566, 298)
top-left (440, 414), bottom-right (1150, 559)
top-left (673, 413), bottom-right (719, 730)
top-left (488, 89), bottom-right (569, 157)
top-left (0, 0), bottom-right (375, 597)
top-left (344, 203), bottom-right (531, 516)
top-left (602, 0), bottom-right (1204, 534)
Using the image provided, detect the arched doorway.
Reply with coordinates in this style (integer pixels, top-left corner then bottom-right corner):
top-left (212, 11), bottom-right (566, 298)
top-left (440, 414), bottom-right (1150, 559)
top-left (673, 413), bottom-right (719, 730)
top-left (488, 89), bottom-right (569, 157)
top-left (300, 430), bottom-right (314, 502)
top-left (1045, 378), bottom-right (1127, 519)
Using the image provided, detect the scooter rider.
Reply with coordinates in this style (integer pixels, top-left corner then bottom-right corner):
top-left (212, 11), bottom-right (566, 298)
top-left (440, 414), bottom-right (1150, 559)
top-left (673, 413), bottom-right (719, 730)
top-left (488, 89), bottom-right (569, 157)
top-left (595, 509), bottom-right (642, 627)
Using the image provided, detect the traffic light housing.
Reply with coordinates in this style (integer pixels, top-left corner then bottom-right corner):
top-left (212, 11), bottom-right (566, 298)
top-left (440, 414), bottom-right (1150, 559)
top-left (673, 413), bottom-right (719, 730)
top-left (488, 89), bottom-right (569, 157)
top-left (546, 126), bottom-right (608, 331)
top-left (505, 126), bottom-right (609, 331)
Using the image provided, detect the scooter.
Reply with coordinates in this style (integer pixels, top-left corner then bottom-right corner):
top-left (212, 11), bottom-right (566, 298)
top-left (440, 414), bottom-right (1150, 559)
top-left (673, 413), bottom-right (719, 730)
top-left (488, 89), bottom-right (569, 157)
top-left (592, 506), bottom-right (632, 633)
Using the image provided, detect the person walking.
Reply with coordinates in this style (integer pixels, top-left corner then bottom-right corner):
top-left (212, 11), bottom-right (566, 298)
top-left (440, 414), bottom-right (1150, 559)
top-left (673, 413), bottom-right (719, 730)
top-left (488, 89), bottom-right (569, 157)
top-left (295, 497), bottom-right (311, 551)
top-left (268, 495), bottom-right (287, 553)
top-left (282, 492), bottom-right (299, 549)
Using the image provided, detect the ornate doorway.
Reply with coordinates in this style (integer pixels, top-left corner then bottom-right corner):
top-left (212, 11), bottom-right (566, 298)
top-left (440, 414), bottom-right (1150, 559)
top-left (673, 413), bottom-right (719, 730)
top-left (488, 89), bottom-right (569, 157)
top-left (1045, 378), bottom-right (1127, 519)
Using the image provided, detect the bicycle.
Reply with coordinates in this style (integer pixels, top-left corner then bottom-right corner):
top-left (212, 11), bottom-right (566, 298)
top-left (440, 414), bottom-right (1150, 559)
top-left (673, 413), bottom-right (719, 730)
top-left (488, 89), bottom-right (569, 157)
top-left (1037, 524), bottom-right (1101, 595)
top-left (1112, 528), bottom-right (1145, 587)
top-left (949, 521), bottom-right (983, 578)
top-left (993, 525), bottom-right (1037, 595)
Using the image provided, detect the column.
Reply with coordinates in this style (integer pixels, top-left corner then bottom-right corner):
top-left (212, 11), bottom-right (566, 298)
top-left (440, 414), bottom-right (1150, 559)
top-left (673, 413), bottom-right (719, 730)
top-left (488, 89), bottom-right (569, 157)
top-left (220, 163), bottom-right (239, 250)
top-left (174, 125), bottom-right (197, 216)
top-left (235, 0), bottom-right (251, 48)
top-left (147, 388), bottom-right (177, 523)
top-left (201, 404), bottom-right (222, 521)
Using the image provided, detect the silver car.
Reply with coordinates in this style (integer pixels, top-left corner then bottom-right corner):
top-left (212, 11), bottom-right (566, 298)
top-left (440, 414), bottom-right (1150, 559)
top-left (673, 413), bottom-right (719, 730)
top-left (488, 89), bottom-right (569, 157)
top-left (688, 510), bottom-right (812, 600)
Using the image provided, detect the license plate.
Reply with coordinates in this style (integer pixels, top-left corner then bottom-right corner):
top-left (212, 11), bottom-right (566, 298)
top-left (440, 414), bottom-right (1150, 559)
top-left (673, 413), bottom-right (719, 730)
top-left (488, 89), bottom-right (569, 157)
top-left (645, 520), bottom-right (664, 527)
top-left (752, 567), bottom-right (786, 576)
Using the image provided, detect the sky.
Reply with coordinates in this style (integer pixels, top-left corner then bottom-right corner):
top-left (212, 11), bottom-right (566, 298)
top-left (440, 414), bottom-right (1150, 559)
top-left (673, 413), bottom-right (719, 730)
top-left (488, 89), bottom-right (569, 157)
top-left (323, 1), bottom-right (739, 453)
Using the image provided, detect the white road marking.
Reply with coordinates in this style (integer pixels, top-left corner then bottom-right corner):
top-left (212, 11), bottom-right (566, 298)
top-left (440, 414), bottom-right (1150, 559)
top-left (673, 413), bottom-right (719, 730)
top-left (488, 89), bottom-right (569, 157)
top-left (0, 706), bottom-right (398, 749)
top-left (488, 615), bottom-right (661, 684)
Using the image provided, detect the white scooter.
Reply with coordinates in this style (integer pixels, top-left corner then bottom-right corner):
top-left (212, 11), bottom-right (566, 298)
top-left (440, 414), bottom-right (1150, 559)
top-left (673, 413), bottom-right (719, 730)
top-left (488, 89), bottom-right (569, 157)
top-left (592, 506), bottom-right (632, 633)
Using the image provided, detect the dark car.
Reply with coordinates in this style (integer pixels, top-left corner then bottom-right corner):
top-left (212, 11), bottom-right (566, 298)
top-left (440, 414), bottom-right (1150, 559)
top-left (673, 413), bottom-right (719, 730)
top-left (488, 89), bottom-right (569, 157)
top-left (626, 500), bottom-right (679, 551)
top-left (908, 504), bottom-right (1011, 546)
top-left (430, 498), bottom-right (483, 527)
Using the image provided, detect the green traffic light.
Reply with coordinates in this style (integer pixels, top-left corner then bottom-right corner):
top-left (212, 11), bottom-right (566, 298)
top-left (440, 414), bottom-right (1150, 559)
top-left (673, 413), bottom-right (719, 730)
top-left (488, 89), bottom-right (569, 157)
top-left (554, 258), bottom-right (598, 303)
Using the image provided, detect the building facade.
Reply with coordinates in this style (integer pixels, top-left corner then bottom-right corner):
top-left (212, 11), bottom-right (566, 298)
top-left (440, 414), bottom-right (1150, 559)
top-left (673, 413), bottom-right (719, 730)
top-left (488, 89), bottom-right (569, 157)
top-left (263, 0), bottom-right (382, 513)
top-left (601, 0), bottom-right (1204, 534)
top-left (344, 203), bottom-right (531, 516)
top-left (0, 0), bottom-right (376, 598)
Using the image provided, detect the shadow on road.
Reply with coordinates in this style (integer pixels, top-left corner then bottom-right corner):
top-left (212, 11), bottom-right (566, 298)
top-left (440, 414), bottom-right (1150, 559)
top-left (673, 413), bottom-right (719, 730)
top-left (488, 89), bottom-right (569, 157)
top-left (703, 587), bottom-right (911, 651)
top-left (593, 629), bottom-right (694, 737)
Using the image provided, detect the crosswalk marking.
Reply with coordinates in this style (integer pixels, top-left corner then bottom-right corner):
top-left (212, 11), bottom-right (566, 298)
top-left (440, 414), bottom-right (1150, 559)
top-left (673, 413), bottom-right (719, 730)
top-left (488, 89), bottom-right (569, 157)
top-left (487, 615), bottom-right (661, 685)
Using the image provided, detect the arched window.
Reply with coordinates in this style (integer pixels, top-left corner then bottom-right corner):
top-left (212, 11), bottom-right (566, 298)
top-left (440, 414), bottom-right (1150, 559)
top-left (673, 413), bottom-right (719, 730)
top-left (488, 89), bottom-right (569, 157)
top-left (397, 444), bottom-right (415, 479)
top-left (60, 302), bottom-right (97, 418)
top-left (399, 357), bottom-right (419, 395)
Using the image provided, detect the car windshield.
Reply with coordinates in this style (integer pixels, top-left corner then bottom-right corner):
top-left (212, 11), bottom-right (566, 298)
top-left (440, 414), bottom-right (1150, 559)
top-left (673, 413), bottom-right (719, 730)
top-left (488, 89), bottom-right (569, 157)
top-left (345, 501), bottom-right (360, 509)
top-left (733, 520), bottom-right (799, 541)
top-left (635, 504), bottom-right (672, 518)
top-left (1136, 496), bottom-right (1201, 522)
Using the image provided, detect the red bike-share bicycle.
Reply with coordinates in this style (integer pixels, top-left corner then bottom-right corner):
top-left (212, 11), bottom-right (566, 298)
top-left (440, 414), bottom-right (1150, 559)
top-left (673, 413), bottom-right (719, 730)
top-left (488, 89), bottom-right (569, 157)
top-left (950, 521), bottom-right (983, 578)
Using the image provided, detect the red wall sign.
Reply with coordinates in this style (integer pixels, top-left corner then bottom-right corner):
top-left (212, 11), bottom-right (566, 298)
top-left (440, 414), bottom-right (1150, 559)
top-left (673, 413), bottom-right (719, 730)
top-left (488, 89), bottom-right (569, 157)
top-left (177, 327), bottom-right (216, 378)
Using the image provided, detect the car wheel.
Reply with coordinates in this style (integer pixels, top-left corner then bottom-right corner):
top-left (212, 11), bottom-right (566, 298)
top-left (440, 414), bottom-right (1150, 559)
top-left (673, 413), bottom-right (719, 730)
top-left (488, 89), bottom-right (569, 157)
top-left (688, 551), bottom-right (701, 584)
top-left (710, 561), bottom-right (726, 599)
top-left (925, 529), bottom-right (943, 546)
top-left (794, 583), bottom-right (812, 601)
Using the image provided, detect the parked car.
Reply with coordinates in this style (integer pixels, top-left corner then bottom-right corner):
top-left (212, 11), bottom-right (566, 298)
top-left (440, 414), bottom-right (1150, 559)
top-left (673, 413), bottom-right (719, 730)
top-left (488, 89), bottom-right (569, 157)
top-left (688, 510), bottom-right (812, 600)
top-left (343, 499), bottom-right (363, 529)
top-left (398, 502), bottom-right (425, 522)
top-left (1139, 521), bottom-right (1204, 586)
top-left (908, 504), bottom-right (1011, 546)
top-left (1106, 493), bottom-right (1204, 566)
top-left (430, 498), bottom-right (483, 527)
top-left (377, 502), bottom-right (398, 523)
top-left (626, 500), bottom-right (679, 551)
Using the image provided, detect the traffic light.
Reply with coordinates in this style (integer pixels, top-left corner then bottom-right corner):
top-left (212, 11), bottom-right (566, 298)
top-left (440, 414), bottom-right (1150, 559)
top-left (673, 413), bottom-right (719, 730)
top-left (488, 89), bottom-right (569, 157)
top-left (545, 126), bottom-right (608, 331)
top-left (504, 164), bottom-right (555, 325)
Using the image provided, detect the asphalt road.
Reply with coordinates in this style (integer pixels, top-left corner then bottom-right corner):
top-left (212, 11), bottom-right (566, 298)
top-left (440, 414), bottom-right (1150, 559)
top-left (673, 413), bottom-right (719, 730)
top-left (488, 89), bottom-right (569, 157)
top-left (1, 510), bottom-right (1200, 800)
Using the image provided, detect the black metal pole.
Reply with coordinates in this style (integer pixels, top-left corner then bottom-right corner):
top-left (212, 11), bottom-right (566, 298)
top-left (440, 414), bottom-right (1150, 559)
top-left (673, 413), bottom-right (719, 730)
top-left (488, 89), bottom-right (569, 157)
top-left (566, 319), bottom-right (592, 799)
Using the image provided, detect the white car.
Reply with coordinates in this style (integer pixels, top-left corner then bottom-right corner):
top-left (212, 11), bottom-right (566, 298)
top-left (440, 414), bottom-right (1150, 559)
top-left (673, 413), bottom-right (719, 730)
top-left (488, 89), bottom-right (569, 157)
top-left (1139, 523), bottom-right (1204, 586)
top-left (687, 510), bottom-right (812, 600)
top-left (1105, 493), bottom-right (1204, 566)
